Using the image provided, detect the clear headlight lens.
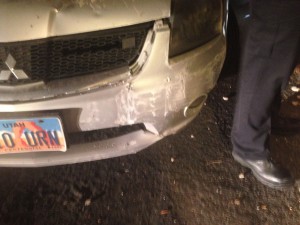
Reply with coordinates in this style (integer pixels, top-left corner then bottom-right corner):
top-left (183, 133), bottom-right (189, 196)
top-left (169, 0), bottom-right (224, 57)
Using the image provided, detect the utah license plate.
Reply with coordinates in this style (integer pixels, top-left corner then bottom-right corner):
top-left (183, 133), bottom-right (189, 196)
top-left (0, 117), bottom-right (66, 154)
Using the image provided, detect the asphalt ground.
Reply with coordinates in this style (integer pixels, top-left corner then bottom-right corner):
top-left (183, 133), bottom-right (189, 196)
top-left (1, 71), bottom-right (300, 225)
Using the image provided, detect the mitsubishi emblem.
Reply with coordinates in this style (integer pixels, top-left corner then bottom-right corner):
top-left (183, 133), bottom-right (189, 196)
top-left (0, 54), bottom-right (29, 81)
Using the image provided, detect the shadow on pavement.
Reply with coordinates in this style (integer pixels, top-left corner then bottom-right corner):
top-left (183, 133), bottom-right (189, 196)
top-left (271, 96), bottom-right (300, 181)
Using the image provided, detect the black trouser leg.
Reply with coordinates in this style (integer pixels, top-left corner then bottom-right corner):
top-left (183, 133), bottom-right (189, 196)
top-left (231, 0), bottom-right (300, 159)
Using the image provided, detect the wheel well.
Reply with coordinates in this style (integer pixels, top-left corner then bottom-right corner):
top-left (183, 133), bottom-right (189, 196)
top-left (219, 5), bottom-right (241, 79)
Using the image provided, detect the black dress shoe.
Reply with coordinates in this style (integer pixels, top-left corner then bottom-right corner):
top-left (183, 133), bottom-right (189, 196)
top-left (232, 151), bottom-right (295, 189)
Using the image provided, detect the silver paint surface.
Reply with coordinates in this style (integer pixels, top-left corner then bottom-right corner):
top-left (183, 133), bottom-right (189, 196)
top-left (0, 1), bottom-right (227, 166)
top-left (0, 0), bottom-right (170, 42)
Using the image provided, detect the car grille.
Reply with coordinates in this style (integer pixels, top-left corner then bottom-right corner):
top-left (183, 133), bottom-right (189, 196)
top-left (0, 22), bottom-right (152, 85)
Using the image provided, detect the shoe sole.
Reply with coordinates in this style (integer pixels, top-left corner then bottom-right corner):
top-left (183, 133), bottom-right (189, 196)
top-left (232, 152), bottom-right (294, 190)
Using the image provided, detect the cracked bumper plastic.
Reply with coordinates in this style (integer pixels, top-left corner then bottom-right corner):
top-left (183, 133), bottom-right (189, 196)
top-left (0, 24), bottom-right (226, 167)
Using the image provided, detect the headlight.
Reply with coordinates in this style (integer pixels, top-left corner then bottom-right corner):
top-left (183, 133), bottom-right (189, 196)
top-left (169, 0), bottom-right (224, 57)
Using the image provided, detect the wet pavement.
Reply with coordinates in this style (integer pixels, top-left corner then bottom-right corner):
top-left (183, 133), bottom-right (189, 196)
top-left (1, 72), bottom-right (300, 225)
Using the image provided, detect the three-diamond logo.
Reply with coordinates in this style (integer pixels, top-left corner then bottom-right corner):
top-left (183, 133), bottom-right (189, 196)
top-left (0, 54), bottom-right (29, 81)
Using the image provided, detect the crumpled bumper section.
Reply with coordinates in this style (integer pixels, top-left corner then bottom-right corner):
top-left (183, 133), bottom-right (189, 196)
top-left (0, 21), bottom-right (226, 167)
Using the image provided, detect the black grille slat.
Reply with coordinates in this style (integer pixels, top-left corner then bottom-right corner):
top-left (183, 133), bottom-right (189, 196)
top-left (0, 22), bottom-right (152, 85)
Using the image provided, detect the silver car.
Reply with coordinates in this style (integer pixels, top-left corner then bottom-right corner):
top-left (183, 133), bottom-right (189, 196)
top-left (0, 0), bottom-right (227, 166)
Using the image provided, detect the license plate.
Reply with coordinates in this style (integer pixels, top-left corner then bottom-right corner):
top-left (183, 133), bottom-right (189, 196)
top-left (0, 117), bottom-right (66, 154)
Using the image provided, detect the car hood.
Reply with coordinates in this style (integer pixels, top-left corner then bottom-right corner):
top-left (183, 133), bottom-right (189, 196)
top-left (0, 0), bottom-right (171, 42)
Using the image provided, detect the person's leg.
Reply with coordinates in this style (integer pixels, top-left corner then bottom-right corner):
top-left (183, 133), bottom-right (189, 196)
top-left (231, 0), bottom-right (300, 188)
top-left (232, 0), bottom-right (300, 159)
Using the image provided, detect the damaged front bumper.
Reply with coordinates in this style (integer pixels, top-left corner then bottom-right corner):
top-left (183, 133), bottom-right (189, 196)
top-left (0, 21), bottom-right (226, 167)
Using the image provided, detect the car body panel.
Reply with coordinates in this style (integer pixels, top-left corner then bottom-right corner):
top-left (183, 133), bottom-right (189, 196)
top-left (0, 0), bottom-right (170, 42)
top-left (0, 34), bottom-right (225, 167)
top-left (0, 0), bottom-right (227, 166)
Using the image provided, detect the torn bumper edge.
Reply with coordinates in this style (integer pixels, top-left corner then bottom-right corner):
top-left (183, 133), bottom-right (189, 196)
top-left (0, 23), bottom-right (226, 167)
